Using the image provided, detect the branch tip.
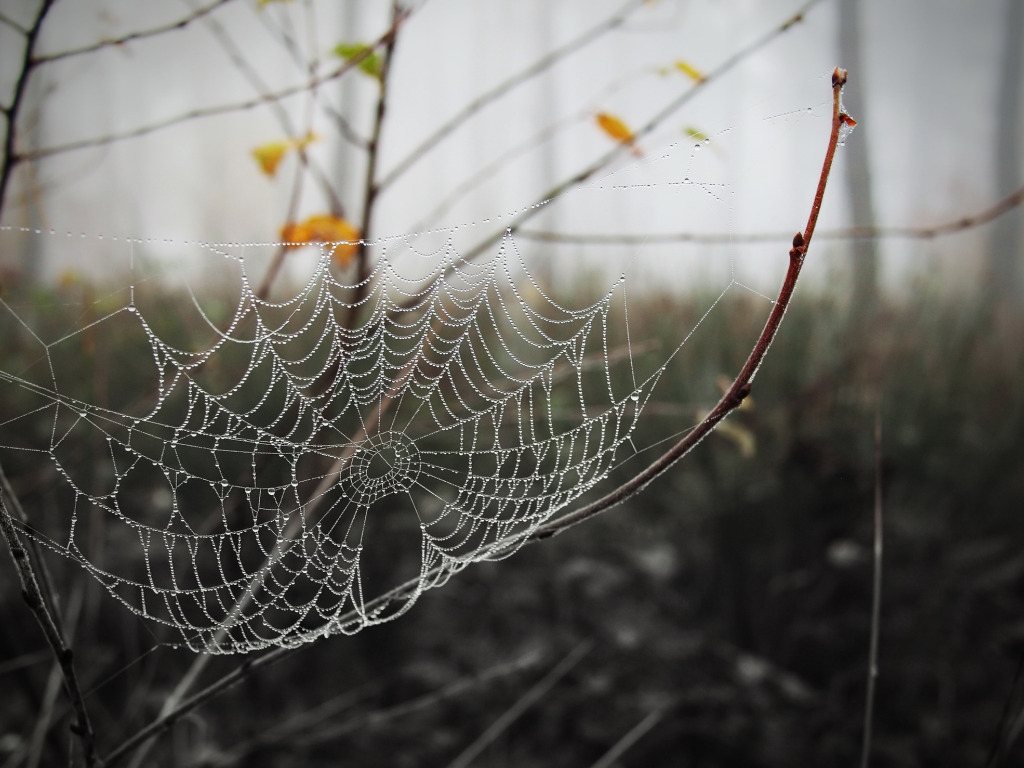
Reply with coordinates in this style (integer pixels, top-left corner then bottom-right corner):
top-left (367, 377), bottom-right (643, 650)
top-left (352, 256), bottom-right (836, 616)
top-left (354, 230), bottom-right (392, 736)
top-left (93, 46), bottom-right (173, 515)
top-left (832, 66), bottom-right (848, 88)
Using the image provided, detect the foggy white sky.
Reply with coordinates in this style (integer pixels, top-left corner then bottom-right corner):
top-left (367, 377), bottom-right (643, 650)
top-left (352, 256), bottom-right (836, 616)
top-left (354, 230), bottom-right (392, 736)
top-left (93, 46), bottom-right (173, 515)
top-left (0, 0), bottom-right (1018, 298)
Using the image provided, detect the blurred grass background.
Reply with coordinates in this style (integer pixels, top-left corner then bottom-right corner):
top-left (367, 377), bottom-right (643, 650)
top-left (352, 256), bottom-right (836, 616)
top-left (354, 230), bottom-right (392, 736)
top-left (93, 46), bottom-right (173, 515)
top-left (1, 273), bottom-right (1022, 767)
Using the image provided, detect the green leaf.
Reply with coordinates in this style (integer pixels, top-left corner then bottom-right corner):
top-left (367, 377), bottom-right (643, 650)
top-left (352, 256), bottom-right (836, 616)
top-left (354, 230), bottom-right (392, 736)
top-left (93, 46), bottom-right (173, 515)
top-left (333, 42), bottom-right (383, 81)
top-left (684, 126), bottom-right (709, 142)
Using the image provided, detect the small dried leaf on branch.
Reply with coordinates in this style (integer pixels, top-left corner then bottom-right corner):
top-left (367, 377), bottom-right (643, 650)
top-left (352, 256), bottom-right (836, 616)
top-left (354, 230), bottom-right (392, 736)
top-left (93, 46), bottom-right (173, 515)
top-left (333, 42), bottom-right (384, 81)
top-left (715, 419), bottom-right (757, 458)
top-left (674, 59), bottom-right (706, 83)
top-left (280, 214), bottom-right (361, 267)
top-left (595, 112), bottom-right (642, 156)
top-left (684, 126), bottom-right (710, 142)
top-left (251, 133), bottom-right (318, 177)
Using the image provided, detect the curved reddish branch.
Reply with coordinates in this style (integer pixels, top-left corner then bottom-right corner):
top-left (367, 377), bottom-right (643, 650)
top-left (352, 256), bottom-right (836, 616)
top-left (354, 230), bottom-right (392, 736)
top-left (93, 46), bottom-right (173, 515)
top-left (529, 66), bottom-right (851, 542)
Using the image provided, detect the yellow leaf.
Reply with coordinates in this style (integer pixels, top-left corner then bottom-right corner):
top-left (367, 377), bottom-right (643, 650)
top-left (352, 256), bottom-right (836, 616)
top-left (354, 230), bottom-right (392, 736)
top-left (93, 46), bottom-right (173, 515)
top-left (595, 112), bottom-right (642, 157)
top-left (674, 60), bottom-right (706, 83)
top-left (251, 133), bottom-right (319, 177)
top-left (252, 141), bottom-right (290, 176)
top-left (279, 214), bottom-right (361, 267)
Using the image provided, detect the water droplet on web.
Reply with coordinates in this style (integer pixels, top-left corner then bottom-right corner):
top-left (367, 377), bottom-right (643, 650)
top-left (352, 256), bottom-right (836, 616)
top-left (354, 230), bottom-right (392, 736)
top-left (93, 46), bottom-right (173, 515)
top-left (630, 393), bottom-right (640, 402)
top-left (127, 305), bottom-right (136, 313)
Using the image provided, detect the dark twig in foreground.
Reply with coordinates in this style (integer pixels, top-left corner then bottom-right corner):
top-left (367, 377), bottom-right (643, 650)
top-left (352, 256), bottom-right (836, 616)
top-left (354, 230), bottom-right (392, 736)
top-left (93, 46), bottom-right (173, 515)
top-left (0, 463), bottom-right (101, 767)
top-left (444, 641), bottom-right (593, 768)
top-left (589, 708), bottom-right (665, 768)
top-left (0, 0), bottom-right (55, 217)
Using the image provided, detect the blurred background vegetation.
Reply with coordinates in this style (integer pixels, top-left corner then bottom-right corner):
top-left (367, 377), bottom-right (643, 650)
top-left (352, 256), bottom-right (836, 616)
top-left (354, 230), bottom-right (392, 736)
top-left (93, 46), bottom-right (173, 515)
top-left (2, 280), bottom-right (1022, 766)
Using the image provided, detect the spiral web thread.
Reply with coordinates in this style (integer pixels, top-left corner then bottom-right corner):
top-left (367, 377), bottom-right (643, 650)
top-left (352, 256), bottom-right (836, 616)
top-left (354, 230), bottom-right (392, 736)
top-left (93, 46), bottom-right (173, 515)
top-left (0, 215), bottom-right (740, 653)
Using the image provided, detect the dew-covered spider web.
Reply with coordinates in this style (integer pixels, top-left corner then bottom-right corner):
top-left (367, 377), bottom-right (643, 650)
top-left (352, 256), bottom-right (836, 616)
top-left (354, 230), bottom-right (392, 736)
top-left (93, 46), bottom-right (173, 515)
top-left (0, 122), bottom-right (815, 653)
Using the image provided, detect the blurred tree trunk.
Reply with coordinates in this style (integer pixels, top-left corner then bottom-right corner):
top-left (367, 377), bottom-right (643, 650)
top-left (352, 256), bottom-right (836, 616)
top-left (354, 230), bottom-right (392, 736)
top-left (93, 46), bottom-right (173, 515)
top-left (837, 0), bottom-right (878, 317)
top-left (988, 0), bottom-right (1023, 307)
top-left (534, 2), bottom-right (557, 289)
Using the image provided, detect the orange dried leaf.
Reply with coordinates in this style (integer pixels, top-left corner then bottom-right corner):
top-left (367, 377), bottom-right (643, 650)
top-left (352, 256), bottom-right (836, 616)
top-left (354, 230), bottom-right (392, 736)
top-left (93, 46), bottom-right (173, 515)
top-left (280, 221), bottom-right (311, 248)
top-left (280, 214), bottom-right (360, 266)
top-left (596, 112), bottom-right (634, 143)
top-left (595, 112), bottom-right (642, 156)
top-left (674, 59), bottom-right (706, 83)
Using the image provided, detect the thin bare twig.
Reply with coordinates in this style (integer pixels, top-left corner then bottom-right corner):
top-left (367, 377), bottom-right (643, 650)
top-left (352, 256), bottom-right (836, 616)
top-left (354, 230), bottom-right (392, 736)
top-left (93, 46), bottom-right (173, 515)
top-left (344, 2), bottom-right (405, 331)
top-left (16, 23), bottom-right (403, 163)
top-left (518, 185), bottom-right (1024, 245)
top-left (32, 0), bottom-right (236, 64)
top-left (0, 0), bottom-right (55, 218)
top-left (588, 708), bottom-right (664, 768)
top-left (0, 462), bottom-right (101, 767)
top-left (444, 641), bottom-right (593, 768)
top-left (860, 407), bottom-right (884, 768)
top-left (187, 0), bottom-right (346, 218)
top-left (0, 10), bottom-right (26, 34)
top-left (259, 648), bottom-right (542, 748)
top-left (252, 3), bottom-right (367, 150)
top-left (376, 0), bottom-right (646, 194)
top-left (411, 63), bottom-right (652, 229)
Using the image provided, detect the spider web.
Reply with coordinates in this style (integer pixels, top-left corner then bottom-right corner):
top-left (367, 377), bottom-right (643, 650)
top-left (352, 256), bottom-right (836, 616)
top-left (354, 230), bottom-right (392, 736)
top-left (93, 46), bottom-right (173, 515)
top-left (0, 219), bottom-right (714, 653)
top-left (0, 118), bottom-right (794, 653)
